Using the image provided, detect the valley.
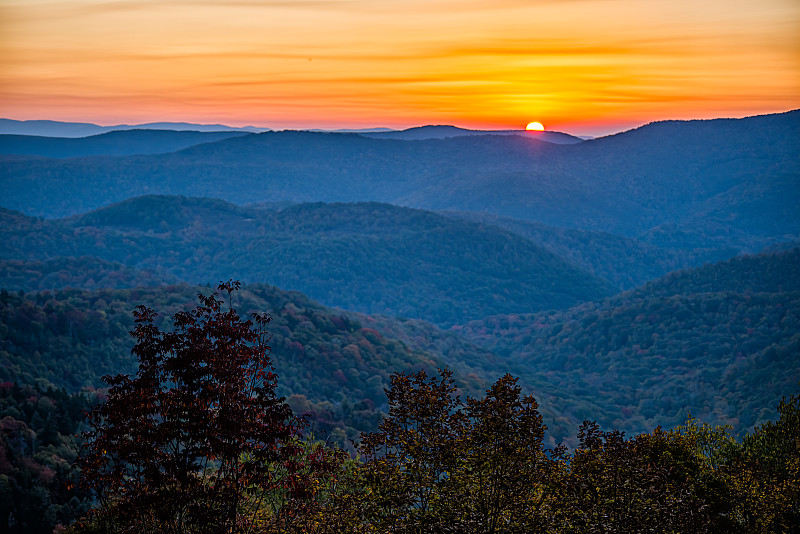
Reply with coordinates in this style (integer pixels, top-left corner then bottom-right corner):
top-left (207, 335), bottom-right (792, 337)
top-left (1, 109), bottom-right (798, 446)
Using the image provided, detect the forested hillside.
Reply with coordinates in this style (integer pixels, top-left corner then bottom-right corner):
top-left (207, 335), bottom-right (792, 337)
top-left (454, 247), bottom-right (800, 436)
top-left (0, 257), bottom-right (181, 290)
top-left (0, 382), bottom-right (99, 530)
top-left (0, 284), bottom-right (495, 446)
top-left (633, 247), bottom-right (800, 296)
top-left (448, 211), bottom-right (738, 289)
top-left (2, 197), bottom-right (797, 443)
top-left (0, 198), bottom-right (614, 325)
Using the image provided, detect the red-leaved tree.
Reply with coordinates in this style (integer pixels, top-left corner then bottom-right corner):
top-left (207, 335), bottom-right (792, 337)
top-left (77, 281), bottom-right (301, 534)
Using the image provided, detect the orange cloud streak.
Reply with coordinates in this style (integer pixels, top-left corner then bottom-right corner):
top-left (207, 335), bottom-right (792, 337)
top-left (1, 0), bottom-right (798, 135)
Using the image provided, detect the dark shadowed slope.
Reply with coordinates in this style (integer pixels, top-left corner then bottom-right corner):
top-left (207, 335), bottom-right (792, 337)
top-left (446, 211), bottom-right (740, 290)
top-left (631, 246), bottom-right (800, 296)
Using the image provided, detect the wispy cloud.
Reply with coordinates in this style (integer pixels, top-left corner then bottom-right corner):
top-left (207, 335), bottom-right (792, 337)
top-left (1, 0), bottom-right (797, 132)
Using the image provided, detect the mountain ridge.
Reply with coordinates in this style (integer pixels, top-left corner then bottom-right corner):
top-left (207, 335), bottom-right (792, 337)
top-left (0, 118), bottom-right (269, 137)
top-left (359, 124), bottom-right (583, 144)
top-left (0, 129), bottom-right (250, 158)
top-left (2, 111), bottom-right (796, 254)
top-left (0, 197), bottom-right (615, 326)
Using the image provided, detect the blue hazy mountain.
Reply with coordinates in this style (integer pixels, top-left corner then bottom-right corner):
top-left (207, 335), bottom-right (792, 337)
top-left (359, 124), bottom-right (583, 144)
top-left (0, 198), bottom-right (615, 326)
top-left (0, 118), bottom-right (269, 137)
top-left (2, 110), bottom-right (796, 259)
top-left (0, 129), bottom-right (249, 158)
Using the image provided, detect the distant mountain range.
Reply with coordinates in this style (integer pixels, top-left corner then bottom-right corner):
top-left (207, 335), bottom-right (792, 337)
top-left (0, 118), bottom-right (582, 143)
top-left (0, 118), bottom-right (270, 137)
top-left (358, 125), bottom-right (583, 144)
top-left (2, 110), bottom-right (797, 255)
top-left (0, 129), bottom-right (249, 158)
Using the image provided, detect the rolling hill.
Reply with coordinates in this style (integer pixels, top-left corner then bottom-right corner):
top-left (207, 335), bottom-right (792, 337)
top-left (452, 247), bottom-right (800, 438)
top-left (2, 210), bottom-right (798, 447)
top-left (0, 197), bottom-right (615, 326)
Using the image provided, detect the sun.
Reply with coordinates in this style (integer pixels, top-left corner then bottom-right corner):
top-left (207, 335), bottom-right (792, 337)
top-left (526, 121), bottom-right (545, 131)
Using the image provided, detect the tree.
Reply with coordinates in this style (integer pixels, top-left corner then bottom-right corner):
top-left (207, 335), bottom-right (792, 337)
top-left (358, 368), bottom-right (466, 533)
top-left (562, 422), bottom-right (718, 534)
top-left (359, 370), bottom-right (556, 534)
top-left (77, 281), bottom-right (301, 534)
top-left (455, 374), bottom-right (554, 533)
top-left (728, 393), bottom-right (800, 533)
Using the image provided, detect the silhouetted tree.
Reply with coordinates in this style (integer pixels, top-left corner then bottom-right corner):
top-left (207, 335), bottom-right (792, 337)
top-left (77, 281), bottom-right (301, 534)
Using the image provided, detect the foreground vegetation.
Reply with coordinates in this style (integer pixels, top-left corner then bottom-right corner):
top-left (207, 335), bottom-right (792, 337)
top-left (2, 285), bottom-right (784, 533)
top-left (4, 371), bottom-right (798, 533)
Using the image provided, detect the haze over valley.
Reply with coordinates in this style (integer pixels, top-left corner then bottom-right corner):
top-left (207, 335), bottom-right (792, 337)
top-left (2, 109), bottom-right (798, 450)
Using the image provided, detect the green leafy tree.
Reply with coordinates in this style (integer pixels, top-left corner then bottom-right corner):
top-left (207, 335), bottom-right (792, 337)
top-left (254, 436), bottom-right (370, 534)
top-left (452, 374), bottom-right (554, 533)
top-left (77, 282), bottom-right (302, 534)
top-left (359, 368), bottom-right (466, 533)
top-left (728, 393), bottom-right (800, 533)
top-left (562, 422), bottom-right (715, 534)
top-left (359, 370), bottom-right (556, 534)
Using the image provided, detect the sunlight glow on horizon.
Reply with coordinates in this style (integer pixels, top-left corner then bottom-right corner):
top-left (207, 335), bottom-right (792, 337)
top-left (1, 0), bottom-right (798, 137)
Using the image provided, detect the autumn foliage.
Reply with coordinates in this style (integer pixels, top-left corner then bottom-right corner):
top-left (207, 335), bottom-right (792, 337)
top-left (68, 283), bottom-right (799, 534)
top-left (357, 369), bottom-right (799, 534)
top-left (77, 282), bottom-right (309, 533)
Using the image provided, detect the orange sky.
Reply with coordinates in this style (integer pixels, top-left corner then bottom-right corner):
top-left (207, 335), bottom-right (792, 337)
top-left (1, 0), bottom-right (798, 136)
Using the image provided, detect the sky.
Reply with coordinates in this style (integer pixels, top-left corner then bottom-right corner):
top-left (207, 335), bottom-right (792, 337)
top-left (1, 0), bottom-right (798, 136)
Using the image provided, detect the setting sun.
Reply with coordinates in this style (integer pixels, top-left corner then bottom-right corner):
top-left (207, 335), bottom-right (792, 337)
top-left (526, 122), bottom-right (545, 131)
top-left (0, 0), bottom-right (798, 135)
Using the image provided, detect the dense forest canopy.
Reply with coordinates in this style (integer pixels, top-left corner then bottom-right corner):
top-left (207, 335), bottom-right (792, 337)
top-left (1, 110), bottom-right (798, 532)
top-left (0, 199), bottom-right (616, 326)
